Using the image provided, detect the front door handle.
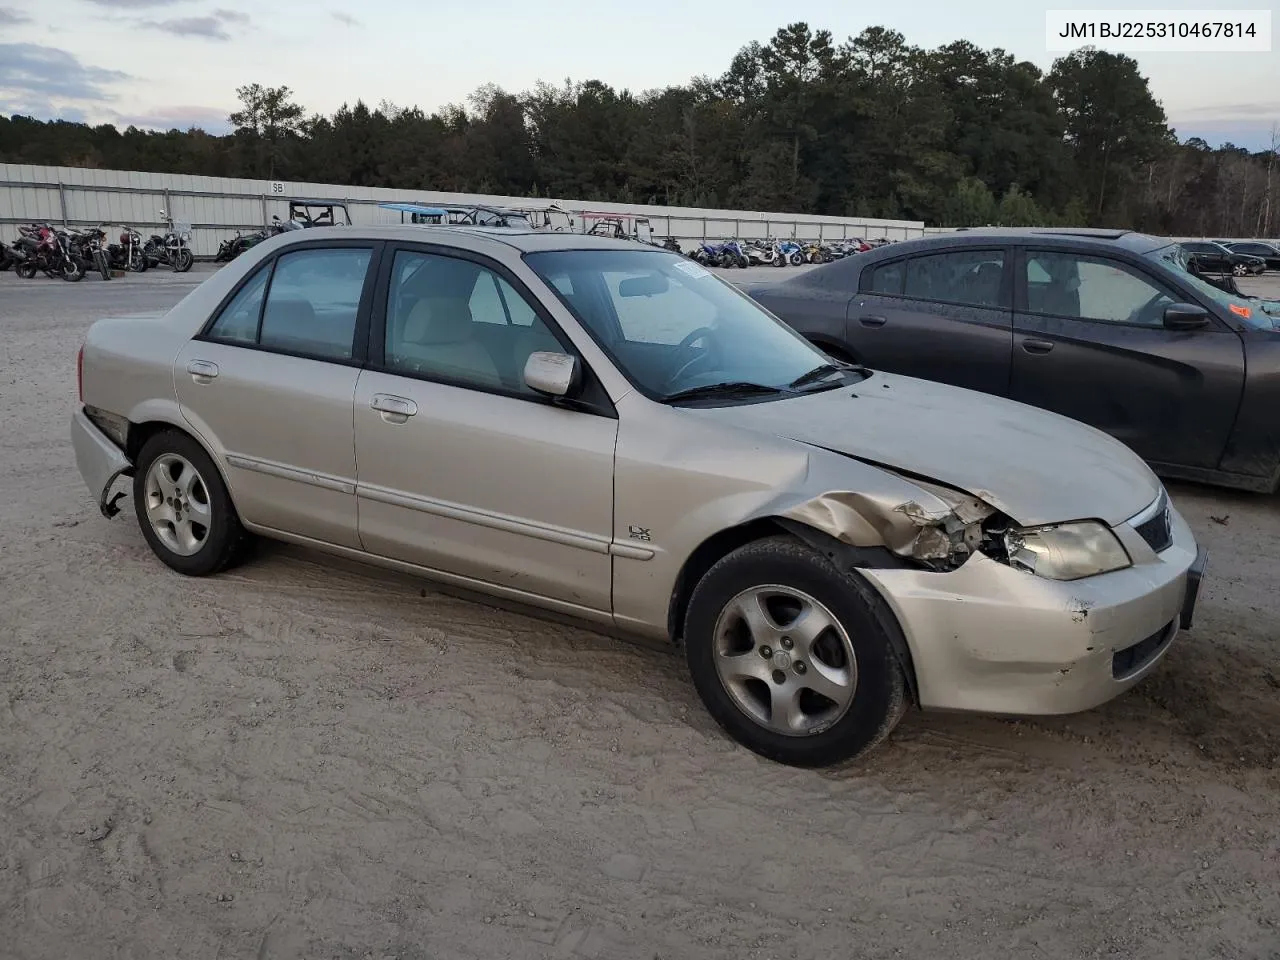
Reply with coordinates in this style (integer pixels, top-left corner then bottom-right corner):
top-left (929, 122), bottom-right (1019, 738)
top-left (1021, 339), bottom-right (1055, 355)
top-left (859, 314), bottom-right (888, 328)
top-left (371, 394), bottom-right (418, 423)
top-left (186, 359), bottom-right (219, 383)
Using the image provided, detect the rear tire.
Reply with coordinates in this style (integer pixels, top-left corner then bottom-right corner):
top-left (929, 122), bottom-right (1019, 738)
top-left (133, 430), bottom-right (251, 577)
top-left (16, 261), bottom-right (37, 279)
top-left (684, 535), bottom-right (907, 767)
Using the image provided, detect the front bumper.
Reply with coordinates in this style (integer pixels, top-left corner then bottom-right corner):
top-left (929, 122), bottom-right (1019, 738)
top-left (71, 409), bottom-right (132, 517)
top-left (863, 501), bottom-right (1204, 716)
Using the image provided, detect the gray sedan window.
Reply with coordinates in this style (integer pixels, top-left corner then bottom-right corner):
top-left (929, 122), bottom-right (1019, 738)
top-left (206, 265), bottom-right (269, 343)
top-left (259, 248), bottom-right (371, 359)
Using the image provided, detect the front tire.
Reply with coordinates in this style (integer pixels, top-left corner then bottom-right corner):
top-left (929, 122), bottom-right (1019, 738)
top-left (173, 248), bottom-right (194, 272)
top-left (684, 536), bottom-right (907, 767)
top-left (133, 431), bottom-right (250, 576)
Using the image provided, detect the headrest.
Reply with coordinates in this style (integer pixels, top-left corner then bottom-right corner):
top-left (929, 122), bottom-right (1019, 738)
top-left (402, 297), bottom-right (475, 345)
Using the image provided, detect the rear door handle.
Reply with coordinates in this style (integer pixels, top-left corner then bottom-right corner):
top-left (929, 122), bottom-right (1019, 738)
top-left (1021, 339), bottom-right (1055, 355)
top-left (371, 394), bottom-right (418, 423)
top-left (859, 315), bottom-right (887, 328)
top-left (186, 359), bottom-right (219, 383)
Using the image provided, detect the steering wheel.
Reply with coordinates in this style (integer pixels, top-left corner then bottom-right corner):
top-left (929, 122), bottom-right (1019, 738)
top-left (662, 326), bottom-right (717, 391)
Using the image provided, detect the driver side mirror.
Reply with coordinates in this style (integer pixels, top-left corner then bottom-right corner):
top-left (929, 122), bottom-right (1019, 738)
top-left (524, 351), bottom-right (581, 398)
top-left (1163, 303), bottom-right (1211, 330)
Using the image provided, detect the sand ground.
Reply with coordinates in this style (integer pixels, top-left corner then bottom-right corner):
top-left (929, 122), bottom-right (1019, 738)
top-left (1, 264), bottom-right (1278, 960)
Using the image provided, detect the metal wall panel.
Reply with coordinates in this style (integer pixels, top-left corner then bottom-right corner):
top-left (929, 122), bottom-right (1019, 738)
top-left (1, 161), bottom-right (927, 257)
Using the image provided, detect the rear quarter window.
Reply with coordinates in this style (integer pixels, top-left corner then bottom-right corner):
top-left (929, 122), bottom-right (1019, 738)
top-left (861, 260), bottom-right (904, 295)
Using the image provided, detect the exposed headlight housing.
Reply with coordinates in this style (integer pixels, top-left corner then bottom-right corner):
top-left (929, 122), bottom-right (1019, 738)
top-left (1003, 521), bottom-right (1131, 581)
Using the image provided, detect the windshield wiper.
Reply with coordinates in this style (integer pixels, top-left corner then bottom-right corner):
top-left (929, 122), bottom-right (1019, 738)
top-left (788, 363), bottom-right (847, 389)
top-left (661, 381), bottom-right (787, 403)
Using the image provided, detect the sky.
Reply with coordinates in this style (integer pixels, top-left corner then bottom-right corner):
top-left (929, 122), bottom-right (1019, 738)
top-left (0, 0), bottom-right (1277, 150)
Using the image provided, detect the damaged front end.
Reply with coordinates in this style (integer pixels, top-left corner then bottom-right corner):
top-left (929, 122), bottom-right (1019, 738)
top-left (781, 476), bottom-right (1007, 572)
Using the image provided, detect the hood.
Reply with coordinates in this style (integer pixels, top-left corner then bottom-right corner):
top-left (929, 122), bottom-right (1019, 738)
top-left (688, 372), bottom-right (1161, 527)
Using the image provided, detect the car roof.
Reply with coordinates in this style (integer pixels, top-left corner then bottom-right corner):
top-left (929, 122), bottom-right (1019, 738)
top-left (778, 227), bottom-right (1181, 292)
top-left (861, 227), bottom-right (1178, 258)
top-left (272, 223), bottom-right (650, 254)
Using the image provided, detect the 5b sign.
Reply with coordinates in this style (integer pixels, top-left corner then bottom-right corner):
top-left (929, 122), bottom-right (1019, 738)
top-left (269, 181), bottom-right (286, 196)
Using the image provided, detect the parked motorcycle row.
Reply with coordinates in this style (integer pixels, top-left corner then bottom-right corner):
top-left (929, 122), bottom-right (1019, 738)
top-left (689, 236), bottom-right (894, 268)
top-left (0, 211), bottom-right (193, 281)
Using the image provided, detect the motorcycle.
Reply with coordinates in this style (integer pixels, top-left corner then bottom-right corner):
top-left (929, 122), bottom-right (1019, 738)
top-left (142, 209), bottom-right (194, 272)
top-left (803, 241), bottom-right (832, 264)
top-left (773, 240), bottom-right (805, 267)
top-left (15, 224), bottom-right (84, 280)
top-left (215, 227), bottom-right (269, 262)
top-left (660, 237), bottom-right (683, 254)
top-left (0, 239), bottom-right (17, 271)
top-left (107, 227), bottom-right (148, 272)
top-left (746, 240), bottom-right (777, 266)
top-left (76, 226), bottom-right (113, 280)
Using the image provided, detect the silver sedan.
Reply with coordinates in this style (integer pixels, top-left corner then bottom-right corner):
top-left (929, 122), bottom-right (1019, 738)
top-left (72, 225), bottom-right (1207, 766)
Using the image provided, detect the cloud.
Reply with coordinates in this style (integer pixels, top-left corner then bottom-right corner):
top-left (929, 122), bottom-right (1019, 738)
top-left (0, 6), bottom-right (33, 23)
top-left (1173, 102), bottom-right (1280, 120)
top-left (115, 104), bottom-right (233, 134)
top-left (331, 10), bottom-right (361, 26)
top-left (0, 43), bottom-right (129, 108)
top-left (142, 8), bottom-right (247, 39)
top-left (83, 0), bottom-right (191, 6)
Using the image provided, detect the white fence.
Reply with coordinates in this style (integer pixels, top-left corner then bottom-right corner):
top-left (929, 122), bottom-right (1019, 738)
top-left (0, 163), bottom-right (926, 259)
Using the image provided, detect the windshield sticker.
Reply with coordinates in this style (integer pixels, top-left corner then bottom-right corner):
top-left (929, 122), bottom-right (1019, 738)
top-left (1229, 303), bottom-right (1252, 319)
top-left (673, 260), bottom-right (711, 280)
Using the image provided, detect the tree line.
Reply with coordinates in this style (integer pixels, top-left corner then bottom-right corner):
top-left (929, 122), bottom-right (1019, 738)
top-left (2, 23), bottom-right (1277, 236)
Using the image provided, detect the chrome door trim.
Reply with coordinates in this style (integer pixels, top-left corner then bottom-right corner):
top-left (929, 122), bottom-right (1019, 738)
top-left (225, 453), bottom-right (356, 495)
top-left (357, 482), bottom-right (623, 555)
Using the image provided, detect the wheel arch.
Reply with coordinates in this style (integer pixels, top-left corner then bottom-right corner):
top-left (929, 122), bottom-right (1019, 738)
top-left (667, 516), bottom-right (920, 704)
top-left (126, 417), bottom-right (239, 507)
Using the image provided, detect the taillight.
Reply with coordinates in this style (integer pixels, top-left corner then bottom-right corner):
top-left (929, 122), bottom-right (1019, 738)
top-left (77, 344), bottom-right (84, 403)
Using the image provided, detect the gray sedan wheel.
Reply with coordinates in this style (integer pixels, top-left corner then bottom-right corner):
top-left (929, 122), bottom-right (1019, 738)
top-left (685, 535), bottom-right (908, 767)
top-left (143, 453), bottom-right (211, 556)
top-left (133, 430), bottom-right (250, 576)
top-left (712, 585), bottom-right (858, 736)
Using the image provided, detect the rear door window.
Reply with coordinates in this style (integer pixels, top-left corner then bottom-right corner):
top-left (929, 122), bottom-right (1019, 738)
top-left (903, 250), bottom-right (1007, 308)
top-left (205, 246), bottom-right (374, 361)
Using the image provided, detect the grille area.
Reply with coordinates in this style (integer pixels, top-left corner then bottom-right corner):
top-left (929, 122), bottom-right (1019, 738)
top-left (1112, 620), bottom-right (1175, 679)
top-left (1133, 499), bottom-right (1173, 553)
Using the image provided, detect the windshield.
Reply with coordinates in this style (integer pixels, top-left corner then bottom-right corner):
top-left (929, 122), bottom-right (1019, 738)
top-left (1146, 244), bottom-right (1278, 331)
top-left (524, 248), bottom-right (858, 400)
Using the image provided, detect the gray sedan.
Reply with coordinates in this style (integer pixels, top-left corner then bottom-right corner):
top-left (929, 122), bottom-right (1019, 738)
top-left (72, 226), bottom-right (1206, 766)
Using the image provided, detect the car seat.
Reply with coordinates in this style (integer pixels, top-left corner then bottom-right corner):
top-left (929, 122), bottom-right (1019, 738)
top-left (396, 297), bottom-right (502, 387)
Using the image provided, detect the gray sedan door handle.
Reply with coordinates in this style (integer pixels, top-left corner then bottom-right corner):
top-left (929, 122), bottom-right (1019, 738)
top-left (186, 359), bottom-right (219, 383)
top-left (371, 393), bottom-right (418, 423)
top-left (859, 315), bottom-right (888, 327)
top-left (1021, 339), bottom-right (1055, 355)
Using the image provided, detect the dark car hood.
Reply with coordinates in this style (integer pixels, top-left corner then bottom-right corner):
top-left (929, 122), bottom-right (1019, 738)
top-left (688, 372), bottom-right (1163, 527)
